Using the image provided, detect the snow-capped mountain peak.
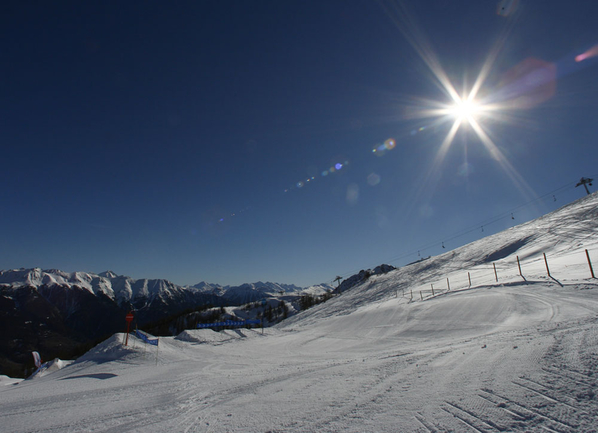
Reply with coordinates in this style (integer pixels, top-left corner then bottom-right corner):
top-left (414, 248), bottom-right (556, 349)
top-left (98, 270), bottom-right (119, 279)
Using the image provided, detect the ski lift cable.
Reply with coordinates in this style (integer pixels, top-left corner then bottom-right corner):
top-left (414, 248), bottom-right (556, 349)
top-left (383, 182), bottom-right (576, 265)
top-left (332, 179), bottom-right (585, 283)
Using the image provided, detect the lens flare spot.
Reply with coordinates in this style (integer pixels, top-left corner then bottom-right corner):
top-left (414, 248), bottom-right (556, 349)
top-left (307, 165), bottom-right (318, 177)
top-left (367, 173), bottom-right (381, 186)
top-left (335, 163), bottom-right (343, 170)
top-left (496, 57), bottom-right (556, 109)
top-left (296, 181), bottom-right (304, 188)
top-left (384, 138), bottom-right (396, 150)
top-left (576, 44), bottom-right (598, 62)
top-left (373, 143), bottom-right (386, 157)
top-left (346, 183), bottom-right (359, 205)
top-left (321, 170), bottom-right (329, 176)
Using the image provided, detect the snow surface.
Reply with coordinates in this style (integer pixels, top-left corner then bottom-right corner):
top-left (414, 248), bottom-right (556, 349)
top-left (2, 193), bottom-right (598, 432)
top-left (0, 375), bottom-right (22, 387)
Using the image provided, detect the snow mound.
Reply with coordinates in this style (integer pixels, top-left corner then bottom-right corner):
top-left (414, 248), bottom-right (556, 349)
top-left (27, 358), bottom-right (74, 380)
top-left (76, 333), bottom-right (141, 363)
top-left (0, 375), bottom-right (23, 386)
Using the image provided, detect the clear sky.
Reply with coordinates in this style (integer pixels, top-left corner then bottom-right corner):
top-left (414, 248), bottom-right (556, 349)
top-left (2, 1), bottom-right (597, 287)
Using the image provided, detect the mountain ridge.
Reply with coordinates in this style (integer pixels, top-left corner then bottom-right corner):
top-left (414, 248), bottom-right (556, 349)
top-left (0, 268), bottom-right (333, 377)
top-left (0, 268), bottom-right (316, 303)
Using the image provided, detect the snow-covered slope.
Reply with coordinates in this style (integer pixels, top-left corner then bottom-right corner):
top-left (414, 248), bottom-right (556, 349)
top-left (0, 375), bottom-right (22, 387)
top-left (191, 280), bottom-right (313, 305)
top-left (301, 283), bottom-right (336, 296)
top-left (284, 191), bottom-right (598, 325)
top-left (1, 193), bottom-right (598, 432)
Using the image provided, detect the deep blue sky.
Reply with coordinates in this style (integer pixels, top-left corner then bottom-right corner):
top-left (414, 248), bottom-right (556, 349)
top-left (2, 1), bottom-right (597, 287)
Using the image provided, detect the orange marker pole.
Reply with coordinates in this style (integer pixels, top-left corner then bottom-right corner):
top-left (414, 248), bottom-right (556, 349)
top-left (586, 249), bottom-right (595, 279)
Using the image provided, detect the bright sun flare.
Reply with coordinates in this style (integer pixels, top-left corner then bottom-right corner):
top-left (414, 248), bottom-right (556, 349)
top-left (381, 0), bottom-right (541, 206)
top-left (449, 98), bottom-right (481, 120)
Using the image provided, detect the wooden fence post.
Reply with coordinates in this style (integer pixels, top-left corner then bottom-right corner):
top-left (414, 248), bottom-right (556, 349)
top-left (420, 291), bottom-right (423, 300)
top-left (517, 255), bottom-right (523, 278)
top-left (586, 249), bottom-right (595, 279)
top-left (493, 263), bottom-right (498, 282)
top-left (468, 272), bottom-right (471, 288)
top-left (431, 284), bottom-right (435, 296)
top-left (447, 278), bottom-right (450, 292)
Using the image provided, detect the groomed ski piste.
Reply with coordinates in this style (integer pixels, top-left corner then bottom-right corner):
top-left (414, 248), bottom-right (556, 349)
top-left (2, 193), bottom-right (598, 432)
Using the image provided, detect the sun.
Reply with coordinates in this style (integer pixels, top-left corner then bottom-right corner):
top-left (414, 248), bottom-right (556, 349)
top-left (448, 98), bottom-right (481, 121)
top-left (411, 78), bottom-right (536, 203)
top-left (379, 0), bottom-right (539, 208)
top-left (382, 7), bottom-right (535, 200)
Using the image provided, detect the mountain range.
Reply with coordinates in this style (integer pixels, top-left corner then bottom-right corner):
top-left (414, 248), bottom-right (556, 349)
top-left (0, 269), bottom-right (332, 378)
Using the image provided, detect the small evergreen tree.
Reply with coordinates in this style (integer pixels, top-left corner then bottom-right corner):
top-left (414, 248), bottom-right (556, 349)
top-left (280, 300), bottom-right (288, 319)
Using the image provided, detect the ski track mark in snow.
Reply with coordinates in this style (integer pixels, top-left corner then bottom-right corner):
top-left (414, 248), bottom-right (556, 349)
top-left (414, 412), bottom-right (438, 432)
top-left (167, 357), bottom-right (366, 432)
top-left (440, 404), bottom-right (488, 433)
top-left (514, 377), bottom-right (587, 413)
top-left (480, 388), bottom-right (578, 432)
top-left (445, 400), bottom-right (507, 432)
